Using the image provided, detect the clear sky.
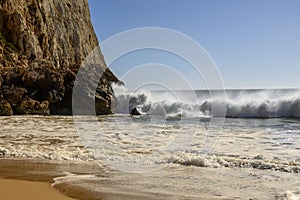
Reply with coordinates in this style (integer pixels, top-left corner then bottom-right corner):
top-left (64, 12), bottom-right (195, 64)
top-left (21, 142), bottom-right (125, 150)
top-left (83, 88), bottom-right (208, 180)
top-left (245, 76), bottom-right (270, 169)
top-left (88, 0), bottom-right (300, 90)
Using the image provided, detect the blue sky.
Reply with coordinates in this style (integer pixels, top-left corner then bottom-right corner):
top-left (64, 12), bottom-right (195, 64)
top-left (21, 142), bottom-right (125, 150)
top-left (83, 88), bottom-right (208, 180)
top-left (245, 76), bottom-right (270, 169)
top-left (89, 0), bottom-right (300, 89)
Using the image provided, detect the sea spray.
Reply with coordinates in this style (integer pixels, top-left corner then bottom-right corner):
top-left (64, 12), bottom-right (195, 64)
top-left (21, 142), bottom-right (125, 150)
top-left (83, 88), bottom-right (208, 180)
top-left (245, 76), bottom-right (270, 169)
top-left (113, 84), bottom-right (300, 118)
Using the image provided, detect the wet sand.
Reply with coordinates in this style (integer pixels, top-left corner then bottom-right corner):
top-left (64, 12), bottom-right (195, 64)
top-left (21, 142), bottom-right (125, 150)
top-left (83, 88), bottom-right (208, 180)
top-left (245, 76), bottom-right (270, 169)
top-left (0, 178), bottom-right (75, 200)
top-left (0, 158), bottom-right (101, 200)
top-left (0, 158), bottom-right (239, 200)
top-left (0, 157), bottom-right (299, 200)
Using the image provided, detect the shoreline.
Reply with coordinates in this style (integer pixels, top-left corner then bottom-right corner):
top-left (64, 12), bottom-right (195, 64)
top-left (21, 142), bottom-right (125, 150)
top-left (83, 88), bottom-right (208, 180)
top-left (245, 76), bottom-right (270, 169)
top-left (0, 158), bottom-right (102, 200)
top-left (0, 178), bottom-right (75, 200)
top-left (1, 157), bottom-right (300, 200)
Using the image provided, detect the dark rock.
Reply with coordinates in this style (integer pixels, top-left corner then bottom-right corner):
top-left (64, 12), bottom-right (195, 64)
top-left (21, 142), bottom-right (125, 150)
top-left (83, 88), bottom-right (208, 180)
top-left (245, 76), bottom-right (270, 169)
top-left (131, 107), bottom-right (142, 116)
top-left (0, 0), bottom-right (120, 116)
top-left (15, 96), bottom-right (50, 115)
top-left (129, 94), bottom-right (147, 114)
top-left (62, 68), bottom-right (77, 98)
top-left (3, 86), bottom-right (27, 106)
top-left (22, 60), bottom-right (65, 103)
top-left (71, 63), bottom-right (121, 115)
top-left (2, 66), bottom-right (26, 86)
top-left (0, 74), bottom-right (3, 87)
top-left (0, 99), bottom-right (13, 116)
top-left (49, 67), bottom-right (78, 115)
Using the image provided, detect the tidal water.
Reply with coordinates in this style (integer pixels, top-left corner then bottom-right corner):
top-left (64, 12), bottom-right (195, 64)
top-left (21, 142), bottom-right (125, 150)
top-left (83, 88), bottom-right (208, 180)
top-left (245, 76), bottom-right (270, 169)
top-left (0, 115), bottom-right (300, 199)
top-left (0, 88), bottom-right (300, 199)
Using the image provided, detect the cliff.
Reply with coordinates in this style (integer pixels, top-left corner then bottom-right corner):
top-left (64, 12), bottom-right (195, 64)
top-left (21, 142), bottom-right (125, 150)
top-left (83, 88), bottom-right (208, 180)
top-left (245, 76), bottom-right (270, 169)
top-left (0, 0), bottom-right (119, 115)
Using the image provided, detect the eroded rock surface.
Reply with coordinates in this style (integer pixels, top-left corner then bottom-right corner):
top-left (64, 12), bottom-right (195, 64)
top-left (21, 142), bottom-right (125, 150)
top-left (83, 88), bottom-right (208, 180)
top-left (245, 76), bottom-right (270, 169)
top-left (0, 0), bottom-right (119, 115)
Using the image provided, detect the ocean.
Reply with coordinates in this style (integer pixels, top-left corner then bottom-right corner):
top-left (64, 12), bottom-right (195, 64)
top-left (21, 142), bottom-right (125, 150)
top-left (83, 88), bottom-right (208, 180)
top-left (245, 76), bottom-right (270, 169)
top-left (0, 88), bottom-right (300, 199)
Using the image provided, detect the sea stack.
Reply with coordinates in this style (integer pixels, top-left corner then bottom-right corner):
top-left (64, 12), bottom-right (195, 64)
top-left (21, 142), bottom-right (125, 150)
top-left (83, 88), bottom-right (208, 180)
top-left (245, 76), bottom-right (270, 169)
top-left (0, 0), bottom-right (119, 115)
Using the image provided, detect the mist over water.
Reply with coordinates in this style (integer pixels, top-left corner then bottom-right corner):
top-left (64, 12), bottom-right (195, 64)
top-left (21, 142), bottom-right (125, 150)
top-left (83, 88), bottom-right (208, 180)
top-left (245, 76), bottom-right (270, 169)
top-left (113, 85), bottom-right (300, 118)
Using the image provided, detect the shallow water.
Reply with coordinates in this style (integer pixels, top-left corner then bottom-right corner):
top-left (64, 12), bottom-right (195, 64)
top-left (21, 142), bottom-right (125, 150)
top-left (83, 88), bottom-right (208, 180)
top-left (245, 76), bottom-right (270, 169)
top-left (0, 116), bottom-right (88, 161)
top-left (0, 115), bottom-right (300, 199)
top-left (53, 165), bottom-right (300, 200)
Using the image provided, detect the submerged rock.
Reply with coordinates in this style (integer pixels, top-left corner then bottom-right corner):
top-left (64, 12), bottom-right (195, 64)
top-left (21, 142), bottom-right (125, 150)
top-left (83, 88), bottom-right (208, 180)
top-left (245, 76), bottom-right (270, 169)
top-left (0, 0), bottom-right (120, 115)
top-left (130, 107), bottom-right (142, 116)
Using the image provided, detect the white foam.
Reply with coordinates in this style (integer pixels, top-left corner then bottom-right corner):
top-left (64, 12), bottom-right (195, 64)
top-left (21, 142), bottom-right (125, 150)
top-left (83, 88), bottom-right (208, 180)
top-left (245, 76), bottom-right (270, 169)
top-left (112, 85), bottom-right (300, 118)
top-left (284, 191), bottom-right (300, 200)
top-left (51, 172), bottom-right (98, 187)
top-left (167, 153), bottom-right (300, 173)
top-left (0, 116), bottom-right (94, 161)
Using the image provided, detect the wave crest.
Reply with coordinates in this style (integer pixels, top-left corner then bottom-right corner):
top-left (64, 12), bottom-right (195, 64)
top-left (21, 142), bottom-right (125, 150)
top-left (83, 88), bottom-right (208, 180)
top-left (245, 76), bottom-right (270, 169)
top-left (113, 85), bottom-right (300, 118)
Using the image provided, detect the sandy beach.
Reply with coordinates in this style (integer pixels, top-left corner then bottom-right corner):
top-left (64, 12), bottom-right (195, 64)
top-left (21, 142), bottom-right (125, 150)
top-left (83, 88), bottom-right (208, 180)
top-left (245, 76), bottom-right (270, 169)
top-left (0, 116), bottom-right (300, 199)
top-left (0, 178), bottom-right (75, 200)
top-left (0, 158), bottom-right (101, 200)
top-left (1, 157), bottom-right (300, 200)
top-left (0, 0), bottom-right (299, 199)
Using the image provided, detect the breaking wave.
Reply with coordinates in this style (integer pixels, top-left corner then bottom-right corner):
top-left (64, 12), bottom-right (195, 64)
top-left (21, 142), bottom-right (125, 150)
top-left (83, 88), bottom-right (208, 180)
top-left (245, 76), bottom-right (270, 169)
top-left (165, 154), bottom-right (300, 173)
top-left (113, 85), bottom-right (300, 118)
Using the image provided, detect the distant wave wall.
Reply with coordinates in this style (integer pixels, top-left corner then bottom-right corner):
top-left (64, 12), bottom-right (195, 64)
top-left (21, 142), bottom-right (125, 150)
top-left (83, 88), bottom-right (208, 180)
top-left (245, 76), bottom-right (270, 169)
top-left (113, 85), bottom-right (300, 118)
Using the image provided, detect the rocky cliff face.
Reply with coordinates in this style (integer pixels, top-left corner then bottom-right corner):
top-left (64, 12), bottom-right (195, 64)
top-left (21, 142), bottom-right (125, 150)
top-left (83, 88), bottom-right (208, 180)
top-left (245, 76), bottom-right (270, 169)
top-left (0, 0), bottom-right (119, 115)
